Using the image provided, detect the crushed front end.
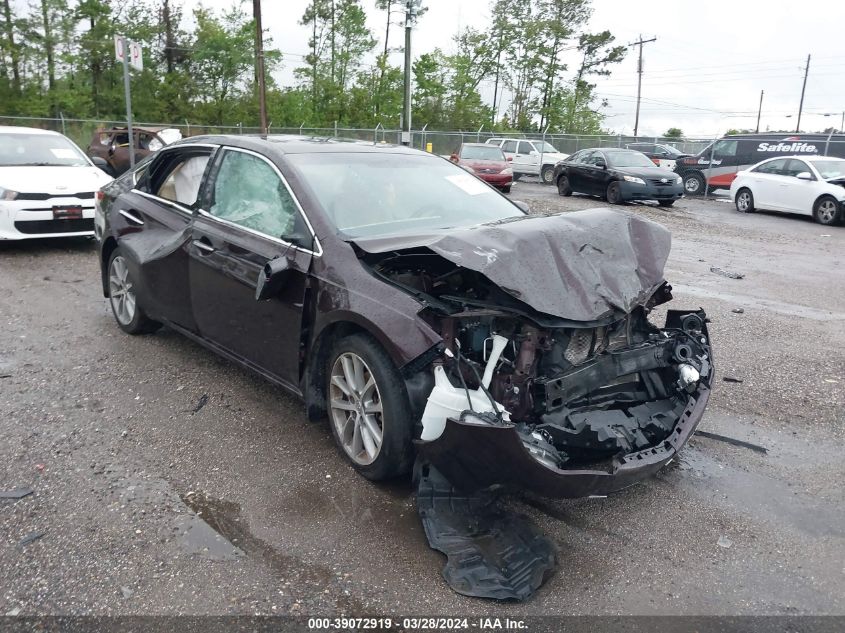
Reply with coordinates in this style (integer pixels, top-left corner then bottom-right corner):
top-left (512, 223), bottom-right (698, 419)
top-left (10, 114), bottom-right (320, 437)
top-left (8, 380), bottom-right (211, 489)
top-left (415, 302), bottom-right (712, 498)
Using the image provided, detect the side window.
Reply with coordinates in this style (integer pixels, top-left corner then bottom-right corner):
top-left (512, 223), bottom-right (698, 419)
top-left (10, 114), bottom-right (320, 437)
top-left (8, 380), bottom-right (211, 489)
top-left (155, 155), bottom-right (210, 207)
top-left (518, 141), bottom-right (533, 155)
top-left (786, 159), bottom-right (811, 177)
top-left (712, 140), bottom-right (738, 157)
top-left (501, 140), bottom-right (518, 153)
top-left (209, 150), bottom-right (303, 242)
top-left (584, 151), bottom-right (602, 166)
top-left (753, 158), bottom-right (788, 175)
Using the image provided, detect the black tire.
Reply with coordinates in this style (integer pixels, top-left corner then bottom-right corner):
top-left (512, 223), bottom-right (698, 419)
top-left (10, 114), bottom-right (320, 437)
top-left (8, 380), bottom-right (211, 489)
top-left (658, 199), bottom-right (675, 207)
top-left (606, 181), bottom-right (623, 204)
top-left (501, 185), bottom-right (512, 194)
top-left (540, 165), bottom-right (554, 185)
top-left (557, 175), bottom-right (572, 196)
top-left (512, 173), bottom-right (522, 182)
top-left (106, 247), bottom-right (161, 335)
top-left (682, 172), bottom-right (705, 196)
top-left (326, 333), bottom-right (414, 481)
top-left (813, 195), bottom-right (842, 226)
top-left (735, 188), bottom-right (755, 213)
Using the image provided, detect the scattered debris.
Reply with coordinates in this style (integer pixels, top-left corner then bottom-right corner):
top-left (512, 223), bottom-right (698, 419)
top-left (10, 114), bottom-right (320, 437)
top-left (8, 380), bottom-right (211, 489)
top-left (191, 394), bottom-right (209, 415)
top-left (416, 462), bottom-right (556, 601)
top-left (121, 586), bottom-right (134, 599)
top-left (824, 378), bottom-right (839, 384)
top-left (820, 234), bottom-right (831, 238)
top-left (0, 487), bottom-right (33, 499)
top-left (732, 308), bottom-right (745, 314)
top-left (0, 373), bottom-right (11, 379)
top-left (722, 376), bottom-right (744, 383)
top-left (18, 531), bottom-right (45, 546)
top-left (710, 266), bottom-right (745, 280)
top-left (695, 430), bottom-right (768, 454)
top-left (5, 607), bottom-right (21, 617)
top-left (717, 535), bottom-right (733, 549)
top-left (35, 464), bottom-right (45, 472)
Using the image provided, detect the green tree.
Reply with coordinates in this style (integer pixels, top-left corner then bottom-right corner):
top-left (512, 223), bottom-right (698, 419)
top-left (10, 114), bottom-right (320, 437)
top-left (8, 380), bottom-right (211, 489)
top-left (562, 31), bottom-right (625, 133)
top-left (664, 127), bottom-right (683, 138)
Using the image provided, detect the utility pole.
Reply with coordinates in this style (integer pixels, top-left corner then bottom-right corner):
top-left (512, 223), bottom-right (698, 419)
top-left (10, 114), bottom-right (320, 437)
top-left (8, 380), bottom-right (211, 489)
top-left (755, 90), bottom-right (764, 133)
top-left (630, 35), bottom-right (656, 138)
top-left (795, 54), bottom-right (810, 133)
top-left (253, 0), bottom-right (268, 136)
top-left (401, 1), bottom-right (420, 146)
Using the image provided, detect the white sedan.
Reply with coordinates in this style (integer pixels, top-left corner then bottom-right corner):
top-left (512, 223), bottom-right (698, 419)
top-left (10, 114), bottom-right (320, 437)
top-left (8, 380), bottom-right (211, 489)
top-left (730, 155), bottom-right (845, 226)
top-left (0, 126), bottom-right (113, 240)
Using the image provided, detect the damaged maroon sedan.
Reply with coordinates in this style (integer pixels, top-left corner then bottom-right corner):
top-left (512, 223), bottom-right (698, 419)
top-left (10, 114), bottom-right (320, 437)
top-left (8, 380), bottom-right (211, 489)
top-left (95, 135), bottom-right (712, 498)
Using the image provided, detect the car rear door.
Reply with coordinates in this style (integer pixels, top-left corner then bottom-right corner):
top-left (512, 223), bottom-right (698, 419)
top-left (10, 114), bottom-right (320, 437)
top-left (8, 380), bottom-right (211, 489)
top-left (111, 144), bottom-right (216, 330)
top-left (188, 146), bottom-right (315, 391)
top-left (582, 151), bottom-right (608, 195)
top-left (566, 150), bottom-right (594, 192)
top-left (749, 158), bottom-right (789, 209)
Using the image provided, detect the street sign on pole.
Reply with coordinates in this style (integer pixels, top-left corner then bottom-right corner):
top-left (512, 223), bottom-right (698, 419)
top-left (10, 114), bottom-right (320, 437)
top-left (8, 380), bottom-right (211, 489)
top-left (129, 41), bottom-right (143, 71)
top-left (115, 35), bottom-right (136, 168)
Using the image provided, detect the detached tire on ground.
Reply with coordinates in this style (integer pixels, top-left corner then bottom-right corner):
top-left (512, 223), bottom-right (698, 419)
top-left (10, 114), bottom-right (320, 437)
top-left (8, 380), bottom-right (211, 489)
top-left (557, 175), bottom-right (572, 197)
top-left (327, 333), bottom-right (414, 481)
top-left (107, 248), bottom-right (161, 335)
top-left (813, 195), bottom-right (842, 226)
top-left (606, 181), bottom-right (623, 204)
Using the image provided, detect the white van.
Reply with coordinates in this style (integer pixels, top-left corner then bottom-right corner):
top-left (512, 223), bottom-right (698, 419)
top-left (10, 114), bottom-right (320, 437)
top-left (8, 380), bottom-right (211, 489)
top-left (485, 138), bottom-right (568, 184)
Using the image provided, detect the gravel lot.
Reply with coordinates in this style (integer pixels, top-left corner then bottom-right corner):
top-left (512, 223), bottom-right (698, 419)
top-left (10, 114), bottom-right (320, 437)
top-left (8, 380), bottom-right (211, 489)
top-left (1, 181), bottom-right (843, 617)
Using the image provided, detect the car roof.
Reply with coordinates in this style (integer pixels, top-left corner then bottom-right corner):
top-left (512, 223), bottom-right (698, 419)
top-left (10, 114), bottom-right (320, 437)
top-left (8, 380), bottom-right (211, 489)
top-left (0, 125), bottom-right (63, 136)
top-left (175, 134), bottom-right (427, 156)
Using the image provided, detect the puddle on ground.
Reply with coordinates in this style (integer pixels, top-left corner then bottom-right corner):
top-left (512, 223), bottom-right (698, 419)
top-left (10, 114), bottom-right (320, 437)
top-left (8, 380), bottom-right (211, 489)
top-left (178, 492), bottom-right (245, 561)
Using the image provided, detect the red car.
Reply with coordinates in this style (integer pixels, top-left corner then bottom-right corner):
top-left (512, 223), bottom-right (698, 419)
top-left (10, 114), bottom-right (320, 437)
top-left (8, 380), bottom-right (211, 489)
top-left (450, 143), bottom-right (513, 192)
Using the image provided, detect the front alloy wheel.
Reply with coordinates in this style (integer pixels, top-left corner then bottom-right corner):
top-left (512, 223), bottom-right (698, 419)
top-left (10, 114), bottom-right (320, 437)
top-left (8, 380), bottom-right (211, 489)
top-left (735, 189), bottom-right (754, 213)
top-left (107, 248), bottom-right (160, 335)
top-left (330, 352), bottom-right (384, 466)
top-left (813, 196), bottom-right (842, 226)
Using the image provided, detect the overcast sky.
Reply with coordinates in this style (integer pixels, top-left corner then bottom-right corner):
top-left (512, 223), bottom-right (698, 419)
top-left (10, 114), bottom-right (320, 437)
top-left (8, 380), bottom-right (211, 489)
top-left (202, 0), bottom-right (845, 136)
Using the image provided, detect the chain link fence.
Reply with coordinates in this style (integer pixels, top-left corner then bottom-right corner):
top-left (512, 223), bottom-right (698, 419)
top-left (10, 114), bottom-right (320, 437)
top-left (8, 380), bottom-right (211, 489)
top-left (1, 114), bottom-right (715, 157)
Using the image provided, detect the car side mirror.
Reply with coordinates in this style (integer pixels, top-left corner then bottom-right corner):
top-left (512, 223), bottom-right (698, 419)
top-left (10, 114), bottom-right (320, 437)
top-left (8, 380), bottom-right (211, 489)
top-left (108, 143), bottom-right (116, 155)
top-left (506, 156), bottom-right (513, 162)
top-left (513, 200), bottom-right (529, 212)
top-left (796, 171), bottom-right (813, 180)
top-left (255, 256), bottom-right (291, 301)
top-left (90, 156), bottom-right (109, 171)
top-left (529, 150), bottom-right (539, 156)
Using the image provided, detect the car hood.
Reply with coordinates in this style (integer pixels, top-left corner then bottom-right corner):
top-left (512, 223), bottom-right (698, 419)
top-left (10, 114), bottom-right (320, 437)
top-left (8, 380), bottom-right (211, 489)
top-left (461, 159), bottom-right (508, 170)
top-left (540, 152), bottom-right (568, 161)
top-left (352, 208), bottom-right (671, 322)
top-left (0, 165), bottom-right (113, 194)
top-left (613, 166), bottom-right (678, 179)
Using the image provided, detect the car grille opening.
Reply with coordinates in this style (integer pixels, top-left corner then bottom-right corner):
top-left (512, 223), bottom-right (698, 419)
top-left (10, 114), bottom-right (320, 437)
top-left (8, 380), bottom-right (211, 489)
top-left (14, 219), bottom-right (95, 234)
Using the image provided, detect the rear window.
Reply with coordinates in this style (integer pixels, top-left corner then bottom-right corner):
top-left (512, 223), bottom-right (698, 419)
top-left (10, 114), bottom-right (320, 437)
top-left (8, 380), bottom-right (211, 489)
top-left (460, 145), bottom-right (505, 161)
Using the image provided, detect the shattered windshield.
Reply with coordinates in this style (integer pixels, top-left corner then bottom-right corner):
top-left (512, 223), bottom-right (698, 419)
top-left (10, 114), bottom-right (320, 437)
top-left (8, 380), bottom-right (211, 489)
top-left (0, 132), bottom-right (89, 167)
top-left (286, 152), bottom-right (524, 238)
top-left (813, 160), bottom-right (845, 180)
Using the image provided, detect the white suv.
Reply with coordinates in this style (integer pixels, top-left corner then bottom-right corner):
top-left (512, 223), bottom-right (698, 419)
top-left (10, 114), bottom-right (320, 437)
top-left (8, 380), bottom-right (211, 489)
top-left (485, 138), bottom-right (569, 184)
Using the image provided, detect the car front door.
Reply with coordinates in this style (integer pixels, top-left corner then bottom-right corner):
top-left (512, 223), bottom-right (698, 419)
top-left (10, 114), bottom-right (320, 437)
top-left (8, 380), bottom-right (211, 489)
top-left (513, 141), bottom-right (539, 175)
top-left (188, 146), bottom-right (314, 390)
top-left (112, 145), bottom-right (216, 330)
top-left (779, 159), bottom-right (818, 215)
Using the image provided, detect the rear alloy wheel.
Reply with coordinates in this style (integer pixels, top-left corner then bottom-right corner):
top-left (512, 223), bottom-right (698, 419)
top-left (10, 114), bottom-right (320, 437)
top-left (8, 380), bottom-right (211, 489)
top-left (606, 181), bottom-right (623, 204)
top-left (541, 165), bottom-right (555, 185)
top-left (327, 334), bottom-right (413, 480)
top-left (735, 188), bottom-right (755, 213)
top-left (557, 175), bottom-right (572, 196)
top-left (813, 196), bottom-right (842, 226)
top-left (683, 172), bottom-right (705, 196)
top-left (107, 249), bottom-right (160, 335)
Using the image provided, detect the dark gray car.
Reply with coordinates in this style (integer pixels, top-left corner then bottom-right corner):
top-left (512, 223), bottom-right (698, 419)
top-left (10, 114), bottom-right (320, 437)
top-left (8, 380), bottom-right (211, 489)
top-left (554, 148), bottom-right (684, 206)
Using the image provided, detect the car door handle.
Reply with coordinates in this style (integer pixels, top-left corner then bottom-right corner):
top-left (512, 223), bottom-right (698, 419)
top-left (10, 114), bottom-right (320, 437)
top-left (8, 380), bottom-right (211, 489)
top-left (192, 238), bottom-right (215, 254)
top-left (118, 209), bottom-right (144, 225)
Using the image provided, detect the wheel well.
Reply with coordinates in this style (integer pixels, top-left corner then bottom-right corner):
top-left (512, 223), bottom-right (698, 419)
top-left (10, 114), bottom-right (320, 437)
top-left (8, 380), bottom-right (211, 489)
top-left (813, 193), bottom-right (838, 210)
top-left (100, 237), bottom-right (118, 297)
top-left (303, 321), bottom-right (370, 422)
top-left (735, 186), bottom-right (751, 199)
